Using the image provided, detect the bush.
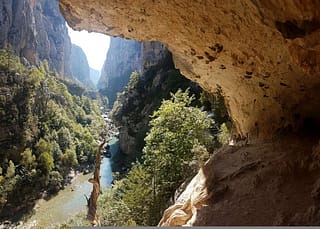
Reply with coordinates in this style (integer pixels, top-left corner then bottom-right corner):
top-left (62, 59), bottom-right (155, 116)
top-left (20, 148), bottom-right (37, 170)
top-left (38, 152), bottom-right (54, 174)
top-left (218, 122), bottom-right (231, 145)
top-left (6, 161), bottom-right (15, 178)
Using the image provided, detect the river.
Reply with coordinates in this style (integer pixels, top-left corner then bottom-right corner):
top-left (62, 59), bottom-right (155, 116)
top-left (22, 137), bottom-right (119, 228)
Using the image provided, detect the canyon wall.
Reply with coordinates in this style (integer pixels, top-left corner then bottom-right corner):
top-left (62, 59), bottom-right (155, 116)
top-left (112, 41), bottom-right (201, 156)
top-left (70, 44), bottom-right (94, 88)
top-left (0, 0), bottom-right (71, 76)
top-left (98, 37), bottom-right (142, 107)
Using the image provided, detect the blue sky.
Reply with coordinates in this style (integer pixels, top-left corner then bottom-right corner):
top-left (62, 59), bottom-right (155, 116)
top-left (67, 24), bottom-right (110, 72)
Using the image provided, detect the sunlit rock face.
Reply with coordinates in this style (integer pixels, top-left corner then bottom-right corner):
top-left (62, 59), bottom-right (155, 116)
top-left (0, 0), bottom-right (71, 76)
top-left (59, 0), bottom-right (320, 141)
top-left (158, 139), bottom-right (320, 226)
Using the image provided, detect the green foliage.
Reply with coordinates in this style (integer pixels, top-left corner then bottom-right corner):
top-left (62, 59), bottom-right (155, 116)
top-left (93, 89), bottom-right (213, 226)
top-left (57, 127), bottom-right (72, 152)
top-left (6, 161), bottom-right (15, 178)
top-left (143, 88), bottom-right (212, 180)
top-left (38, 152), bottom-right (54, 174)
top-left (199, 86), bottom-right (229, 125)
top-left (35, 138), bottom-right (52, 155)
top-left (98, 185), bottom-right (136, 226)
top-left (126, 71), bottom-right (140, 91)
top-left (61, 148), bottom-right (78, 168)
top-left (218, 122), bottom-right (231, 145)
top-left (0, 167), bottom-right (3, 183)
top-left (48, 171), bottom-right (63, 193)
top-left (20, 148), bottom-right (37, 170)
top-left (120, 163), bottom-right (154, 225)
top-left (0, 49), bottom-right (106, 216)
top-left (200, 86), bottom-right (231, 147)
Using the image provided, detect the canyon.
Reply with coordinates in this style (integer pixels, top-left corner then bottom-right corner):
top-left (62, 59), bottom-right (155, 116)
top-left (59, 0), bottom-right (320, 226)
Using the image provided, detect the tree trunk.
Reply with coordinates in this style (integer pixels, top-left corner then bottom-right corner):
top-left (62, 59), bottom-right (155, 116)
top-left (86, 139), bottom-right (106, 226)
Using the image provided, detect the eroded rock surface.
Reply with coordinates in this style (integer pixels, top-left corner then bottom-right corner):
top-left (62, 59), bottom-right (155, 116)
top-left (59, 0), bottom-right (320, 140)
top-left (159, 137), bottom-right (320, 226)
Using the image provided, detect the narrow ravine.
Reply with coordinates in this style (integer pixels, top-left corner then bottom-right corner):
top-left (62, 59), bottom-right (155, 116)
top-left (22, 137), bottom-right (119, 228)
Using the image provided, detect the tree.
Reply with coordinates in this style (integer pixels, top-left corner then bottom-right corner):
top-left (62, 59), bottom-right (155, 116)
top-left (48, 171), bottom-right (63, 193)
top-left (20, 148), bottom-right (37, 170)
top-left (61, 148), bottom-right (78, 168)
top-left (38, 152), bottom-right (54, 174)
top-left (58, 127), bottom-right (72, 152)
top-left (0, 167), bottom-right (3, 182)
top-left (98, 185), bottom-right (136, 226)
top-left (126, 71), bottom-right (140, 91)
top-left (6, 160), bottom-right (15, 178)
top-left (143, 89), bottom-right (212, 190)
top-left (140, 89), bottom-right (212, 224)
top-left (121, 163), bottom-right (154, 225)
top-left (35, 138), bottom-right (52, 155)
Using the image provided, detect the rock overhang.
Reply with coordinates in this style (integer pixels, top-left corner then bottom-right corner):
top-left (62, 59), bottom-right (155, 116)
top-left (59, 0), bottom-right (320, 141)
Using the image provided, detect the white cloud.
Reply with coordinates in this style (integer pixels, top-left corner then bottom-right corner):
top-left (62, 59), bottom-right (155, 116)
top-left (67, 24), bottom-right (110, 71)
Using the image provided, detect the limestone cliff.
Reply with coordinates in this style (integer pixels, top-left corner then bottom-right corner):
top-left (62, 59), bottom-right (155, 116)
top-left (70, 44), bottom-right (94, 88)
top-left (98, 37), bottom-right (142, 107)
top-left (0, 0), bottom-right (71, 76)
top-left (111, 41), bottom-right (201, 157)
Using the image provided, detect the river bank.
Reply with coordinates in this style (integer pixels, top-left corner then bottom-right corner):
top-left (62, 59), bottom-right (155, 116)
top-left (18, 137), bottom-right (118, 229)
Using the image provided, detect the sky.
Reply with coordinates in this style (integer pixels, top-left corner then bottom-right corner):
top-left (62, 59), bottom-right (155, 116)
top-left (67, 24), bottom-right (110, 71)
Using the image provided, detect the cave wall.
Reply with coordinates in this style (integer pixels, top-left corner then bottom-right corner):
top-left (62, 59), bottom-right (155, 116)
top-left (59, 0), bottom-right (320, 141)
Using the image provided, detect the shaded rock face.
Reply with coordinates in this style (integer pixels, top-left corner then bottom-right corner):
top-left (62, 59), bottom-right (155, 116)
top-left (111, 41), bottom-right (201, 156)
top-left (98, 37), bottom-right (142, 107)
top-left (70, 44), bottom-right (94, 88)
top-left (60, 0), bottom-right (320, 141)
top-left (0, 0), bottom-right (71, 76)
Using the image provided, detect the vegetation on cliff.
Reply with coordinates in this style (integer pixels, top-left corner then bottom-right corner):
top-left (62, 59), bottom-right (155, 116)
top-left (62, 89), bottom-right (212, 226)
top-left (111, 50), bottom-right (202, 165)
top-left (0, 49), bottom-right (105, 219)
